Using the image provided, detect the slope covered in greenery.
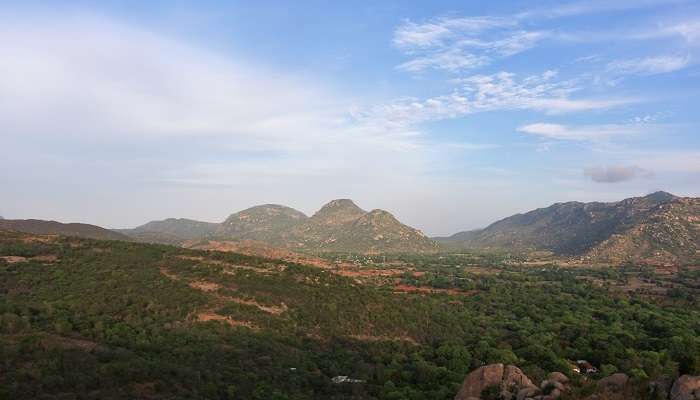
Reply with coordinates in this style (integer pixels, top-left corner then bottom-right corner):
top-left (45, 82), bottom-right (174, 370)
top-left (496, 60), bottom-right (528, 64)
top-left (120, 218), bottom-right (220, 242)
top-left (1, 231), bottom-right (699, 399)
top-left (0, 219), bottom-right (129, 241)
top-left (438, 192), bottom-right (700, 264)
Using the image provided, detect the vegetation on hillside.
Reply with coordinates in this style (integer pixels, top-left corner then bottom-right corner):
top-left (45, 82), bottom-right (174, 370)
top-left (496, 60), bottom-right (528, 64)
top-left (1, 231), bottom-right (699, 399)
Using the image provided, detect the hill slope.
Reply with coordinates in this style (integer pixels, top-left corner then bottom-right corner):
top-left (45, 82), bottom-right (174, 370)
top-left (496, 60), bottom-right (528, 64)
top-left (438, 192), bottom-right (699, 263)
top-left (1, 231), bottom-right (698, 399)
top-left (118, 218), bottom-right (219, 245)
top-left (214, 204), bottom-right (308, 244)
top-left (284, 200), bottom-right (438, 253)
top-left (0, 219), bottom-right (129, 241)
top-left (196, 199), bottom-right (438, 254)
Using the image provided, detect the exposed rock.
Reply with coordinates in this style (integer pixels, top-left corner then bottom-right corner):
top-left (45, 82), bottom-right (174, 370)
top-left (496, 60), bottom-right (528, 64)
top-left (455, 364), bottom-right (536, 400)
top-left (597, 373), bottom-right (629, 393)
top-left (547, 372), bottom-right (569, 384)
top-left (648, 376), bottom-right (672, 400)
top-left (455, 364), bottom-right (505, 400)
top-left (587, 373), bottom-right (631, 400)
top-left (540, 380), bottom-right (565, 392)
top-left (504, 365), bottom-right (536, 390)
top-left (516, 386), bottom-right (540, 400)
top-left (671, 375), bottom-right (700, 400)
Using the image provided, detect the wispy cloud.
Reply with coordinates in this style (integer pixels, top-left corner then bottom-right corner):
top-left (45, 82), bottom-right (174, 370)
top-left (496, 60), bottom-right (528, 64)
top-left (515, 0), bottom-right (687, 20)
top-left (358, 71), bottom-right (637, 129)
top-left (584, 165), bottom-right (653, 183)
top-left (518, 122), bottom-right (656, 141)
top-left (393, 17), bottom-right (546, 73)
top-left (607, 55), bottom-right (692, 76)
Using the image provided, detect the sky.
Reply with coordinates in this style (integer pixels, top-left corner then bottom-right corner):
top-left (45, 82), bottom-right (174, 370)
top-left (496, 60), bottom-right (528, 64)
top-left (1, 0), bottom-right (699, 235)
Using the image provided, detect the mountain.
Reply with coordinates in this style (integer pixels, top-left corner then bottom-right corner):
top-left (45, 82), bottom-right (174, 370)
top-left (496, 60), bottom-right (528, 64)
top-left (211, 199), bottom-right (438, 253)
top-left (118, 218), bottom-right (219, 244)
top-left (586, 196), bottom-right (700, 264)
top-left (214, 204), bottom-right (308, 244)
top-left (285, 200), bottom-right (439, 253)
top-left (119, 199), bottom-right (436, 253)
top-left (0, 219), bottom-right (129, 241)
top-left (438, 191), bottom-right (700, 264)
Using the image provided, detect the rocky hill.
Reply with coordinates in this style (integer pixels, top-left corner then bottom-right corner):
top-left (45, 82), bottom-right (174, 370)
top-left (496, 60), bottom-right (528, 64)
top-left (117, 218), bottom-right (219, 245)
top-left (283, 200), bottom-right (439, 253)
top-left (118, 199), bottom-right (437, 253)
top-left (214, 204), bottom-right (308, 244)
top-left (437, 192), bottom-right (699, 264)
top-left (454, 363), bottom-right (700, 400)
top-left (0, 219), bottom-right (129, 241)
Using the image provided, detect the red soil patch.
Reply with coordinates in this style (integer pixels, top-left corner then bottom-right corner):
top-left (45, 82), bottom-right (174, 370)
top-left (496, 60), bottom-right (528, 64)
top-left (189, 281), bottom-right (221, 292)
top-left (226, 297), bottom-right (288, 315)
top-left (194, 311), bottom-right (257, 329)
top-left (159, 267), bottom-right (179, 280)
top-left (41, 335), bottom-right (98, 351)
top-left (1, 256), bottom-right (27, 264)
top-left (348, 334), bottom-right (418, 345)
top-left (393, 284), bottom-right (478, 296)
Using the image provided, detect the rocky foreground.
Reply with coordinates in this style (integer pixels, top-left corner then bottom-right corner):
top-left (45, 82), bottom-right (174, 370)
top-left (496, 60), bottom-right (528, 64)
top-left (454, 363), bottom-right (700, 400)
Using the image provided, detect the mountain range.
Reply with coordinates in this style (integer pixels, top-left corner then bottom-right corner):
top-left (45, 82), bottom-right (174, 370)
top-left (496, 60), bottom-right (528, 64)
top-left (123, 199), bottom-right (439, 254)
top-left (0, 219), bottom-right (128, 241)
top-left (436, 191), bottom-right (700, 264)
top-left (1, 192), bottom-right (698, 263)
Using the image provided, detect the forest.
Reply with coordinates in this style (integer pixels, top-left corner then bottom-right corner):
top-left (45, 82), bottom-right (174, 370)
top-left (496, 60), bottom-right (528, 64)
top-left (1, 231), bottom-right (699, 399)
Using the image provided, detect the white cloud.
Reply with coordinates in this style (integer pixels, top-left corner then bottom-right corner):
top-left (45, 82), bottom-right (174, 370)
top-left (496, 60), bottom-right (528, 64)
top-left (516, 0), bottom-right (686, 20)
top-left (393, 17), bottom-right (546, 73)
top-left (359, 71), bottom-right (636, 127)
top-left (393, 16), bottom-right (514, 49)
top-left (584, 165), bottom-right (653, 183)
top-left (0, 16), bottom-right (352, 148)
top-left (518, 122), bottom-right (656, 141)
top-left (0, 14), bottom-right (454, 200)
top-left (630, 20), bottom-right (700, 44)
top-left (397, 48), bottom-right (489, 72)
top-left (668, 21), bottom-right (700, 44)
top-left (607, 55), bottom-right (692, 76)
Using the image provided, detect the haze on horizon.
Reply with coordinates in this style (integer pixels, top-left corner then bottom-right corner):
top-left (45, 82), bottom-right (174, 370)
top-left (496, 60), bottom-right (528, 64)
top-left (2, 0), bottom-right (699, 236)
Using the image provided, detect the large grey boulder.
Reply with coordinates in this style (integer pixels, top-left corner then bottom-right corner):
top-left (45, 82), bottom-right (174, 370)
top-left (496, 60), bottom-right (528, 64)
top-left (455, 364), bottom-right (536, 400)
top-left (671, 375), bottom-right (700, 400)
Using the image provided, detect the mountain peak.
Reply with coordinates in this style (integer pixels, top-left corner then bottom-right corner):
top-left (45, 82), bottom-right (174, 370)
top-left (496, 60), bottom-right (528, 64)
top-left (318, 199), bottom-right (362, 211)
top-left (311, 199), bottom-right (366, 225)
top-left (643, 191), bottom-right (677, 202)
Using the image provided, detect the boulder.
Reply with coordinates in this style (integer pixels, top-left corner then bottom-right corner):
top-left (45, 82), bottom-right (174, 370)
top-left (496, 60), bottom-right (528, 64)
top-left (455, 364), bottom-right (505, 400)
top-left (587, 373), bottom-right (631, 400)
top-left (540, 380), bottom-right (565, 392)
top-left (671, 375), bottom-right (700, 400)
top-left (504, 365), bottom-right (536, 390)
top-left (597, 373), bottom-right (629, 393)
top-left (648, 376), bottom-right (672, 400)
top-left (455, 364), bottom-right (536, 400)
top-left (517, 386), bottom-right (540, 400)
top-left (547, 372), bottom-right (569, 384)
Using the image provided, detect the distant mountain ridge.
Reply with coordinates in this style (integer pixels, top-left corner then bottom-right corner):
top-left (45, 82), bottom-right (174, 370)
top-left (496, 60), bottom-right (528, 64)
top-left (0, 219), bottom-right (129, 241)
top-left (118, 218), bottom-right (219, 245)
top-left (121, 199), bottom-right (438, 254)
top-left (437, 191), bottom-right (700, 264)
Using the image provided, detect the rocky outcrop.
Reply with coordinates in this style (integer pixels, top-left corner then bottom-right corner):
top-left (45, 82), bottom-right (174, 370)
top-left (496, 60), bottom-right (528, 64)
top-left (671, 375), bottom-right (700, 400)
top-left (456, 366), bottom-right (700, 400)
top-left (455, 364), bottom-right (537, 400)
top-left (585, 373), bottom-right (631, 400)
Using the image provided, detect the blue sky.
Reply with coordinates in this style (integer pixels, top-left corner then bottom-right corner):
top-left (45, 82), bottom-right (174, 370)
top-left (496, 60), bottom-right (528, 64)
top-left (1, 0), bottom-right (699, 235)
